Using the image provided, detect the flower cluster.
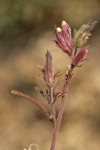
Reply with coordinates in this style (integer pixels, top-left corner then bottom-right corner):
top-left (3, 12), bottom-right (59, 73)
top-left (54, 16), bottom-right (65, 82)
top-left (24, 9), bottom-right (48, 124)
top-left (54, 20), bottom-right (96, 68)
top-left (54, 21), bottom-right (74, 56)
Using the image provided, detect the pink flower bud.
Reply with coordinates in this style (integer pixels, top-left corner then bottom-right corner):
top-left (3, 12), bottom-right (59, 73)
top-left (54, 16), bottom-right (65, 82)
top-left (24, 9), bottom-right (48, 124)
top-left (72, 47), bottom-right (88, 66)
top-left (54, 21), bottom-right (74, 56)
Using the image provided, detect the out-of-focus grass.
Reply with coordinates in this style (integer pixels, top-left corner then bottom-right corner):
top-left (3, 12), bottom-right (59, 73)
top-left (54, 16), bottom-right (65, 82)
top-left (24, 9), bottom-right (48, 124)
top-left (0, 0), bottom-right (100, 150)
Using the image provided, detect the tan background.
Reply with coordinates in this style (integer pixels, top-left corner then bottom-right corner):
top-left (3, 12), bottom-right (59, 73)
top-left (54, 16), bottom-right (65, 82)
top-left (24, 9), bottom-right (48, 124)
top-left (0, 0), bottom-right (100, 149)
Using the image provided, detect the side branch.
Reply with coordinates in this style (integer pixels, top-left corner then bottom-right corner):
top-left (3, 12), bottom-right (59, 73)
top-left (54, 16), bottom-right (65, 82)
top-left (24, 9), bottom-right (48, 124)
top-left (11, 90), bottom-right (55, 128)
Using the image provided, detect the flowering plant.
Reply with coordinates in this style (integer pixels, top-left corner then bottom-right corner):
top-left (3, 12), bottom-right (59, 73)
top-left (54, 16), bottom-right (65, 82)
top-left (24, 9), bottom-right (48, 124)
top-left (11, 20), bottom-right (96, 150)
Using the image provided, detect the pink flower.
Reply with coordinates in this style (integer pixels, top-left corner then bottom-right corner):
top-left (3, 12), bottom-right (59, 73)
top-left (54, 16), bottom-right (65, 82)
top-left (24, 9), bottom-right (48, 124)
top-left (72, 47), bottom-right (88, 66)
top-left (54, 21), bottom-right (74, 56)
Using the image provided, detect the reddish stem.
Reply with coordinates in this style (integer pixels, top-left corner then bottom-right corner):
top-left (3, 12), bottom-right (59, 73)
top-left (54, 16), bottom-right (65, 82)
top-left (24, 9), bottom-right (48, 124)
top-left (50, 71), bottom-right (73, 150)
top-left (11, 90), bottom-right (55, 128)
top-left (49, 87), bottom-right (56, 128)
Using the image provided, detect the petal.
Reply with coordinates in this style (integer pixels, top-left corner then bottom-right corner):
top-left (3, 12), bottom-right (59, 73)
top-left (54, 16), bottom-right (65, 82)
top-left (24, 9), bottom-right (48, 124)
top-left (54, 26), bottom-right (68, 51)
top-left (61, 21), bottom-right (71, 39)
top-left (61, 21), bottom-right (74, 54)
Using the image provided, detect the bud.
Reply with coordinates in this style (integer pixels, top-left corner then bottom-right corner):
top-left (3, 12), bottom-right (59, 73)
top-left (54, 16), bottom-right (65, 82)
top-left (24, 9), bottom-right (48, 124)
top-left (54, 20), bottom-right (74, 56)
top-left (72, 47), bottom-right (88, 66)
top-left (43, 51), bottom-right (54, 85)
top-left (73, 20), bottom-right (97, 47)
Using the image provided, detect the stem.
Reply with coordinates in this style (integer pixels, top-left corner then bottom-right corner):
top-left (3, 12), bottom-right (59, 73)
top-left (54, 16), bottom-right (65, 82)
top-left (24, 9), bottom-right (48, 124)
top-left (50, 71), bottom-right (73, 150)
top-left (49, 103), bottom-right (56, 129)
top-left (49, 87), bottom-right (56, 128)
top-left (11, 90), bottom-right (55, 128)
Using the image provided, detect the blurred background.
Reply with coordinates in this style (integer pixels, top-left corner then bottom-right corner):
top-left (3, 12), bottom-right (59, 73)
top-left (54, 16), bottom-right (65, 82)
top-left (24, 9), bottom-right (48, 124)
top-left (0, 0), bottom-right (100, 150)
